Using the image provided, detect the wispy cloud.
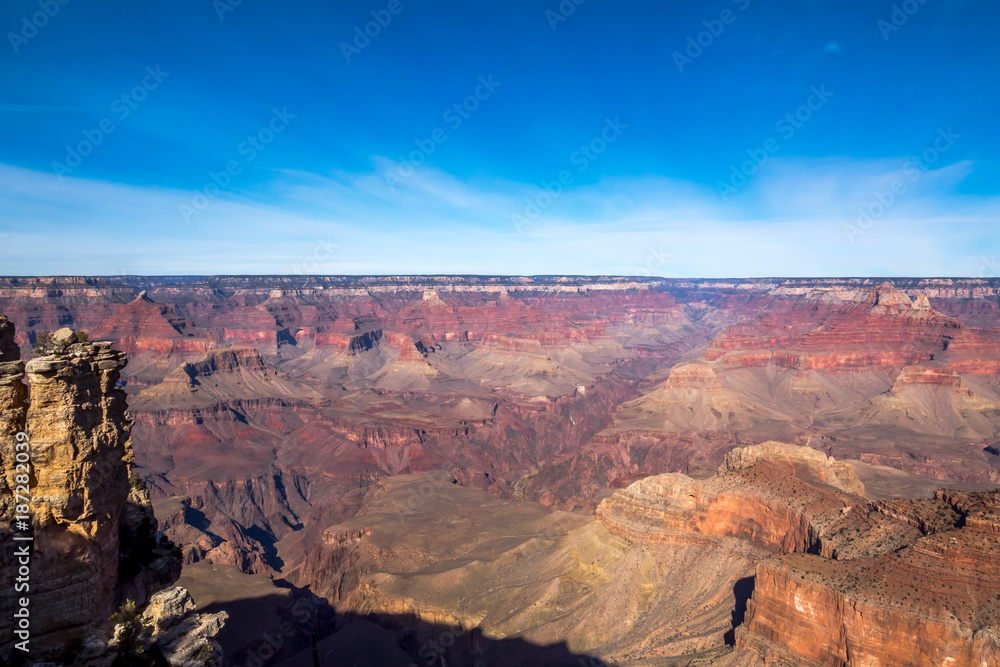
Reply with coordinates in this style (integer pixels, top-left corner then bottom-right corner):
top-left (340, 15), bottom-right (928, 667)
top-left (0, 156), bottom-right (996, 277)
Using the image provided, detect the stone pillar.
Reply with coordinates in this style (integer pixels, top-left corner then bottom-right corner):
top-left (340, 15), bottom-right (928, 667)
top-left (0, 325), bottom-right (180, 662)
top-left (22, 335), bottom-right (133, 655)
top-left (0, 316), bottom-right (28, 658)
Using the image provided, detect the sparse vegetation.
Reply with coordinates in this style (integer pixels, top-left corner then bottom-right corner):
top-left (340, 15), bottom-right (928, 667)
top-left (129, 473), bottom-right (148, 493)
top-left (109, 599), bottom-right (151, 666)
top-left (197, 644), bottom-right (215, 662)
top-left (33, 330), bottom-right (54, 354)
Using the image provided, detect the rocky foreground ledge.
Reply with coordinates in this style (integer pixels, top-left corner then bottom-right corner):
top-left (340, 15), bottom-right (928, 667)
top-left (0, 319), bottom-right (226, 665)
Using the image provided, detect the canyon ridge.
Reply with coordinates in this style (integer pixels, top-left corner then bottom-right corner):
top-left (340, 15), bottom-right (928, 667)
top-left (1, 275), bottom-right (999, 665)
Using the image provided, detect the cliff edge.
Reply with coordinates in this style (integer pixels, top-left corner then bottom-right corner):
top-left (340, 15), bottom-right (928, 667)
top-left (0, 319), bottom-right (223, 664)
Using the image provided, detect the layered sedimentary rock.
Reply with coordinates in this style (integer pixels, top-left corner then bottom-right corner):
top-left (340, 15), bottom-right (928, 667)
top-left (598, 280), bottom-right (1000, 489)
top-left (735, 544), bottom-right (1000, 667)
top-left (596, 443), bottom-right (867, 555)
top-left (1, 276), bottom-right (999, 580)
top-left (594, 443), bottom-right (1000, 665)
top-left (650, 449), bottom-right (1000, 667)
top-left (732, 489), bottom-right (1000, 666)
top-left (0, 323), bottom-right (193, 662)
top-left (90, 291), bottom-right (204, 355)
top-left (292, 470), bottom-right (758, 665)
top-left (0, 276), bottom-right (980, 665)
top-left (286, 443), bottom-right (999, 665)
top-left (117, 586), bottom-right (228, 666)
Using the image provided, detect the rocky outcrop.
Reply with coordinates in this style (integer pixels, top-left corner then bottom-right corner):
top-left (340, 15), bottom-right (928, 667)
top-left (736, 519), bottom-right (1000, 666)
top-left (596, 471), bottom-right (817, 552)
top-left (112, 586), bottom-right (227, 666)
top-left (719, 441), bottom-right (865, 496)
top-left (293, 470), bottom-right (758, 664)
top-left (0, 316), bottom-right (28, 526)
top-left (734, 557), bottom-right (1000, 667)
top-left (591, 443), bottom-right (1000, 666)
top-left (290, 445), bottom-right (1000, 665)
top-left (595, 443), bottom-right (866, 553)
top-left (1, 275), bottom-right (999, 604)
top-left (0, 323), bottom-right (187, 663)
top-left (708, 473), bottom-right (1000, 666)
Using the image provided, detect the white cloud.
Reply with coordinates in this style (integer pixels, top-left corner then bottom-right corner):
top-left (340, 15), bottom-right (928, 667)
top-left (0, 156), bottom-right (996, 277)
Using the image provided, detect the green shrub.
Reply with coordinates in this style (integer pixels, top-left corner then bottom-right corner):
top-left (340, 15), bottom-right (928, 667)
top-left (130, 473), bottom-right (148, 493)
top-left (33, 331), bottom-right (53, 354)
top-left (109, 599), bottom-right (149, 664)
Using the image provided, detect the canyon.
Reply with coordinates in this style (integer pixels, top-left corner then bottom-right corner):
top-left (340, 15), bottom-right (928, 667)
top-left (270, 441), bottom-right (1000, 665)
top-left (1, 275), bottom-right (998, 664)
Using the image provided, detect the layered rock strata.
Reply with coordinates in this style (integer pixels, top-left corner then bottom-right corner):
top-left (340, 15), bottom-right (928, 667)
top-left (593, 444), bottom-right (1000, 666)
top-left (113, 586), bottom-right (227, 666)
top-left (1, 276), bottom-right (999, 585)
top-left (595, 442), bottom-right (865, 554)
top-left (0, 323), bottom-right (186, 662)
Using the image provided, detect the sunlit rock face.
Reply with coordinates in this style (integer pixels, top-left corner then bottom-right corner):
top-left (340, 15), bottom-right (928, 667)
top-left (733, 489), bottom-right (1000, 667)
top-left (286, 445), bottom-right (1000, 665)
top-left (0, 276), bottom-right (998, 584)
top-left (2, 271), bottom-right (998, 665)
top-left (0, 320), bottom-right (181, 662)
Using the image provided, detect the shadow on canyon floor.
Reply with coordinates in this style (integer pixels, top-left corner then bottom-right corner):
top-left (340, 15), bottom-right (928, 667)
top-left (202, 582), bottom-right (614, 667)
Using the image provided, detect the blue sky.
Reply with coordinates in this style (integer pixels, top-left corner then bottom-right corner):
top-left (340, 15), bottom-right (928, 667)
top-left (0, 0), bottom-right (997, 276)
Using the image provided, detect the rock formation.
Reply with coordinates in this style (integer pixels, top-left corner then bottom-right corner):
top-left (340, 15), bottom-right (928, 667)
top-left (292, 469), bottom-right (758, 664)
top-left (0, 315), bottom-right (28, 529)
top-left (0, 320), bottom-right (223, 664)
top-left (0, 275), bottom-right (998, 591)
top-left (729, 487), bottom-right (1000, 666)
top-left (283, 443), bottom-right (1000, 665)
top-left (111, 586), bottom-right (227, 666)
top-left (2, 272), bottom-right (998, 664)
